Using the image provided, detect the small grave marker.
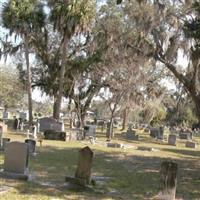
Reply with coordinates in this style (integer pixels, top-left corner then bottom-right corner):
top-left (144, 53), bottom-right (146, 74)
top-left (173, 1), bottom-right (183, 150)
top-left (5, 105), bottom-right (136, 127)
top-left (158, 161), bottom-right (177, 200)
top-left (25, 139), bottom-right (36, 154)
top-left (168, 134), bottom-right (176, 146)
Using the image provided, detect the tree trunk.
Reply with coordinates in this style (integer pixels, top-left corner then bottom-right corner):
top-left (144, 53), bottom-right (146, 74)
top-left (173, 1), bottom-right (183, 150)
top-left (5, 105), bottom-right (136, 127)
top-left (190, 94), bottom-right (200, 124)
top-left (24, 37), bottom-right (33, 127)
top-left (108, 114), bottom-right (114, 140)
top-left (121, 107), bottom-right (128, 131)
top-left (53, 35), bottom-right (68, 120)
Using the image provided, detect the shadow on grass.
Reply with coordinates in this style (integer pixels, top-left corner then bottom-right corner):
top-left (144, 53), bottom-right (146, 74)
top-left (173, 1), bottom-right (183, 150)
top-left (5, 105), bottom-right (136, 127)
top-left (162, 147), bottom-right (200, 158)
top-left (1, 145), bottom-right (200, 199)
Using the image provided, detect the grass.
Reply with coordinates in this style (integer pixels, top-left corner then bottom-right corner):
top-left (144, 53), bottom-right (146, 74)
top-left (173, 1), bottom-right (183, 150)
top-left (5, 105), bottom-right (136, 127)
top-left (1, 129), bottom-right (200, 199)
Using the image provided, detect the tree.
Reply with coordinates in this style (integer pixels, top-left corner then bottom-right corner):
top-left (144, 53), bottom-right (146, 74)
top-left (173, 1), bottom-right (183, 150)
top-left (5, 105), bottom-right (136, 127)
top-left (1, 0), bottom-right (45, 126)
top-left (115, 0), bottom-right (200, 123)
top-left (0, 65), bottom-right (24, 110)
top-left (47, 0), bottom-right (96, 120)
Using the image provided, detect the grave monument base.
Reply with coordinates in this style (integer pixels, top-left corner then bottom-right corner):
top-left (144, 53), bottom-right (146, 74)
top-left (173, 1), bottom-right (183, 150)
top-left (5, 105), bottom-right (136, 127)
top-left (0, 169), bottom-right (29, 181)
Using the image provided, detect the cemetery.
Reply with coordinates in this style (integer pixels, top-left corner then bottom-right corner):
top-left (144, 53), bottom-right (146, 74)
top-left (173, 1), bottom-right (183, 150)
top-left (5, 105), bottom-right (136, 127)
top-left (1, 0), bottom-right (200, 199)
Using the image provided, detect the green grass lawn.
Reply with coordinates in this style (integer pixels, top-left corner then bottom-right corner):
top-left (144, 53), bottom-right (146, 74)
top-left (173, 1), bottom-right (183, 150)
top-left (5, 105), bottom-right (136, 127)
top-left (1, 130), bottom-right (200, 200)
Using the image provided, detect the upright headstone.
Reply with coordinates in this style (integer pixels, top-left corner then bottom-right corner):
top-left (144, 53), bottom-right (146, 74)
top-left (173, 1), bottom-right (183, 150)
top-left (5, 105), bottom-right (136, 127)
top-left (179, 132), bottom-right (190, 140)
top-left (168, 135), bottom-right (176, 146)
top-left (0, 142), bottom-right (29, 180)
top-left (158, 161), bottom-right (177, 200)
top-left (150, 128), bottom-right (160, 138)
top-left (75, 146), bottom-right (94, 185)
top-left (25, 139), bottom-right (36, 154)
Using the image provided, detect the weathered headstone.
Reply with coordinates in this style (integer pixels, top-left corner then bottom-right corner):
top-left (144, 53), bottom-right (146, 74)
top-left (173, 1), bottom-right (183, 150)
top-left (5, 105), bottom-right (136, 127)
top-left (65, 146), bottom-right (94, 186)
top-left (107, 143), bottom-right (123, 148)
top-left (126, 129), bottom-right (139, 140)
top-left (179, 132), bottom-right (190, 140)
top-left (83, 125), bottom-right (96, 139)
top-left (44, 130), bottom-right (66, 141)
top-left (39, 117), bottom-right (62, 132)
top-left (168, 134), bottom-right (176, 146)
top-left (158, 161), bottom-right (177, 200)
top-left (0, 142), bottom-right (29, 180)
top-left (185, 141), bottom-right (197, 148)
top-left (75, 146), bottom-right (94, 185)
top-left (25, 139), bottom-right (36, 154)
top-left (150, 128), bottom-right (160, 138)
top-left (150, 127), bottom-right (164, 140)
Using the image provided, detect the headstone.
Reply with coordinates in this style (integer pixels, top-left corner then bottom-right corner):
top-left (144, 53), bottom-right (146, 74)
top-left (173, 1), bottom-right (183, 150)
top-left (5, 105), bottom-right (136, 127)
top-left (150, 128), bottom-right (160, 138)
top-left (107, 143), bottom-right (123, 148)
top-left (126, 129), bottom-right (139, 140)
top-left (75, 146), bottom-right (94, 185)
top-left (66, 146), bottom-right (94, 186)
top-left (3, 111), bottom-right (8, 119)
top-left (44, 130), bottom-right (66, 141)
top-left (158, 127), bottom-right (164, 140)
top-left (0, 142), bottom-right (29, 180)
top-left (168, 134), bottom-right (176, 146)
top-left (179, 133), bottom-right (190, 140)
top-left (13, 118), bottom-right (19, 130)
top-left (158, 161), bottom-right (177, 200)
top-left (185, 141), bottom-right (197, 148)
top-left (137, 146), bottom-right (156, 151)
top-left (150, 127), bottom-right (164, 139)
top-left (25, 139), bottom-right (36, 154)
top-left (83, 125), bottom-right (96, 139)
top-left (39, 117), bottom-right (62, 132)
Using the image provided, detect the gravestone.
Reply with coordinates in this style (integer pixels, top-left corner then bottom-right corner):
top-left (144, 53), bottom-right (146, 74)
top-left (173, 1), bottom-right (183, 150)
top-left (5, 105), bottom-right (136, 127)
top-left (158, 161), bottom-right (177, 200)
top-left (66, 146), bottom-right (94, 186)
top-left (75, 146), bottom-right (94, 185)
top-left (25, 139), bottom-right (36, 154)
top-left (150, 128), bottom-right (160, 138)
top-left (185, 141), bottom-right (197, 148)
top-left (150, 127), bottom-right (164, 139)
top-left (0, 142), bottom-right (29, 180)
top-left (168, 134), bottom-right (176, 146)
top-left (39, 117), bottom-right (62, 132)
top-left (107, 143), bottom-right (123, 148)
top-left (126, 128), bottom-right (139, 140)
top-left (179, 132), bottom-right (190, 140)
top-left (44, 130), bottom-right (66, 141)
top-left (83, 125), bottom-right (96, 139)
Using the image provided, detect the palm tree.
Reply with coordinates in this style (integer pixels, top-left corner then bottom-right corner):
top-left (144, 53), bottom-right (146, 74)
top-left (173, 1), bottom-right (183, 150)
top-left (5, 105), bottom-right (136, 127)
top-left (2, 0), bottom-right (45, 126)
top-left (48, 0), bottom-right (96, 120)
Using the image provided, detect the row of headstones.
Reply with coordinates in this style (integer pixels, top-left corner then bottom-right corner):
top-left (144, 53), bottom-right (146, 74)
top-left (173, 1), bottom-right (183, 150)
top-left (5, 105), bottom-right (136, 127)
top-left (0, 142), bottom-right (179, 199)
top-left (168, 134), bottom-right (197, 148)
